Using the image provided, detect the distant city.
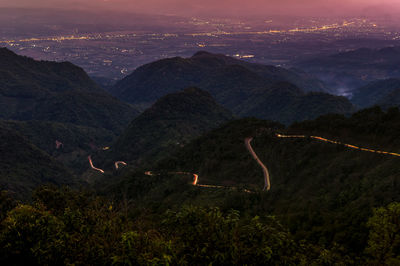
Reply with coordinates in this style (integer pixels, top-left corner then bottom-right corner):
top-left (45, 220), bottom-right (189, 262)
top-left (2, 14), bottom-right (400, 80)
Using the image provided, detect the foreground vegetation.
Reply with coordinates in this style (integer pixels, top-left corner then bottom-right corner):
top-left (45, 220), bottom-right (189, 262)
top-left (1, 186), bottom-right (399, 265)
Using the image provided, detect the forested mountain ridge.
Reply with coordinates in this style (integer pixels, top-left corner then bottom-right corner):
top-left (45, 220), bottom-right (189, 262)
top-left (103, 107), bottom-right (400, 257)
top-left (112, 51), bottom-right (329, 108)
top-left (0, 48), bottom-right (399, 265)
top-left (0, 48), bottom-right (138, 133)
top-left (235, 81), bottom-right (355, 125)
top-left (296, 46), bottom-right (400, 91)
top-left (107, 87), bottom-right (233, 165)
top-left (0, 124), bottom-right (77, 198)
top-left (0, 119), bottom-right (116, 173)
top-left (351, 78), bottom-right (400, 108)
top-left (112, 51), bottom-right (353, 124)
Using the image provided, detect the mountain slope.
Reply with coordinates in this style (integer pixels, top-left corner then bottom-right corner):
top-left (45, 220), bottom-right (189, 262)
top-left (0, 119), bottom-right (116, 173)
top-left (0, 125), bottom-right (76, 198)
top-left (112, 51), bottom-right (354, 124)
top-left (109, 87), bottom-right (233, 164)
top-left (235, 82), bottom-right (354, 125)
top-left (112, 51), bottom-right (329, 109)
top-left (296, 46), bottom-right (400, 92)
top-left (0, 48), bottom-right (138, 133)
top-left (378, 89), bottom-right (400, 109)
top-left (351, 78), bottom-right (400, 108)
top-left (116, 106), bottom-right (400, 254)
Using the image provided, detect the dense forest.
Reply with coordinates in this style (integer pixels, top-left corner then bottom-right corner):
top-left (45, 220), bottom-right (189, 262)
top-left (1, 186), bottom-right (399, 265)
top-left (1, 48), bottom-right (400, 265)
top-left (2, 107), bottom-right (399, 265)
top-left (112, 51), bottom-right (353, 124)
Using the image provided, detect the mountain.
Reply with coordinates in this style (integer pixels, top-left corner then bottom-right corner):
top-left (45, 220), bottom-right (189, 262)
top-left (112, 51), bottom-right (329, 109)
top-left (105, 106), bottom-right (400, 255)
top-left (108, 87), bottom-right (233, 165)
top-left (235, 82), bottom-right (355, 125)
top-left (0, 119), bottom-right (116, 173)
top-left (153, 118), bottom-right (282, 189)
top-left (296, 46), bottom-right (400, 92)
top-left (0, 120), bottom-right (115, 154)
top-left (111, 51), bottom-right (354, 124)
top-left (351, 78), bottom-right (400, 108)
top-left (0, 48), bottom-right (138, 133)
top-left (378, 89), bottom-right (400, 109)
top-left (0, 124), bottom-right (76, 198)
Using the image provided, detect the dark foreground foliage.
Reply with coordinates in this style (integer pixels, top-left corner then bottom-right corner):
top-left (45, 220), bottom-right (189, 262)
top-left (0, 186), bottom-right (399, 265)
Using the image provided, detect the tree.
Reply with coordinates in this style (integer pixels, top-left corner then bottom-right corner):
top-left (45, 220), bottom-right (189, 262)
top-left (0, 204), bottom-right (65, 265)
top-left (365, 202), bottom-right (400, 265)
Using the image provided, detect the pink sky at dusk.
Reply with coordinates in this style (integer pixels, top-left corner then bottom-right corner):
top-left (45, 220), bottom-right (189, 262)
top-left (1, 0), bottom-right (399, 17)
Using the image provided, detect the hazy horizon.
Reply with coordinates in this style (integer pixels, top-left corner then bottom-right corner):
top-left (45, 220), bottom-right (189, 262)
top-left (1, 0), bottom-right (400, 18)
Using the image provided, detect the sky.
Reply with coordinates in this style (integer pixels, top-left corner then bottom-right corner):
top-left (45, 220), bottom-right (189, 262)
top-left (1, 0), bottom-right (400, 17)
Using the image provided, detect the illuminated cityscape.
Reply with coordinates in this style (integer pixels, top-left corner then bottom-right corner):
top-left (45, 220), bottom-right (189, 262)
top-left (2, 16), bottom-right (398, 80)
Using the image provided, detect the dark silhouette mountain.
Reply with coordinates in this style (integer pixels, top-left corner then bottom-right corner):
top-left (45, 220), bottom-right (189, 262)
top-left (378, 89), bottom-right (400, 109)
top-left (0, 48), bottom-right (138, 133)
top-left (296, 46), bottom-right (400, 92)
top-left (111, 51), bottom-right (354, 124)
top-left (0, 124), bottom-right (76, 198)
top-left (235, 82), bottom-right (355, 125)
top-left (109, 87), bottom-right (233, 164)
top-left (112, 51), bottom-right (329, 110)
top-left (351, 78), bottom-right (400, 108)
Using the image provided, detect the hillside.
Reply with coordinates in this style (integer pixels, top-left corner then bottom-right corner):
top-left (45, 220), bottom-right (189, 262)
top-left (296, 46), bottom-right (400, 92)
top-left (102, 107), bottom-right (400, 256)
top-left (108, 87), bottom-right (233, 165)
top-left (0, 48), bottom-right (138, 133)
top-left (351, 78), bottom-right (400, 108)
top-left (112, 51), bottom-right (354, 124)
top-left (235, 82), bottom-right (354, 125)
top-left (112, 51), bottom-right (329, 109)
top-left (0, 125), bottom-right (76, 198)
top-left (0, 120), bottom-right (115, 172)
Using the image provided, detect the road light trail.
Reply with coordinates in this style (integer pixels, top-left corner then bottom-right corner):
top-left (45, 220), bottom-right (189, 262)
top-left (144, 171), bottom-right (254, 193)
top-left (142, 132), bottom-right (399, 194)
top-left (168, 172), bottom-right (198, 185)
top-left (192, 174), bottom-right (199, 185)
top-left (276, 134), bottom-right (400, 157)
top-left (114, 161), bottom-right (127, 170)
top-left (245, 138), bottom-right (271, 191)
top-left (88, 156), bottom-right (105, 174)
top-left (55, 140), bottom-right (64, 149)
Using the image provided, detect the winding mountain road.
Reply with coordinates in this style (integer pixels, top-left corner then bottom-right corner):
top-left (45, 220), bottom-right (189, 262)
top-left (86, 131), bottom-right (398, 191)
top-left (144, 171), bottom-right (253, 192)
top-left (114, 161), bottom-right (127, 170)
top-left (245, 137), bottom-right (271, 191)
top-left (88, 156), bottom-right (105, 174)
top-left (276, 133), bottom-right (400, 157)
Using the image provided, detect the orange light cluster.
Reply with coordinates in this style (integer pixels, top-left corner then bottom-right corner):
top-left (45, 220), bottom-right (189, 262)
top-left (144, 171), bottom-right (254, 193)
top-left (276, 133), bottom-right (400, 157)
